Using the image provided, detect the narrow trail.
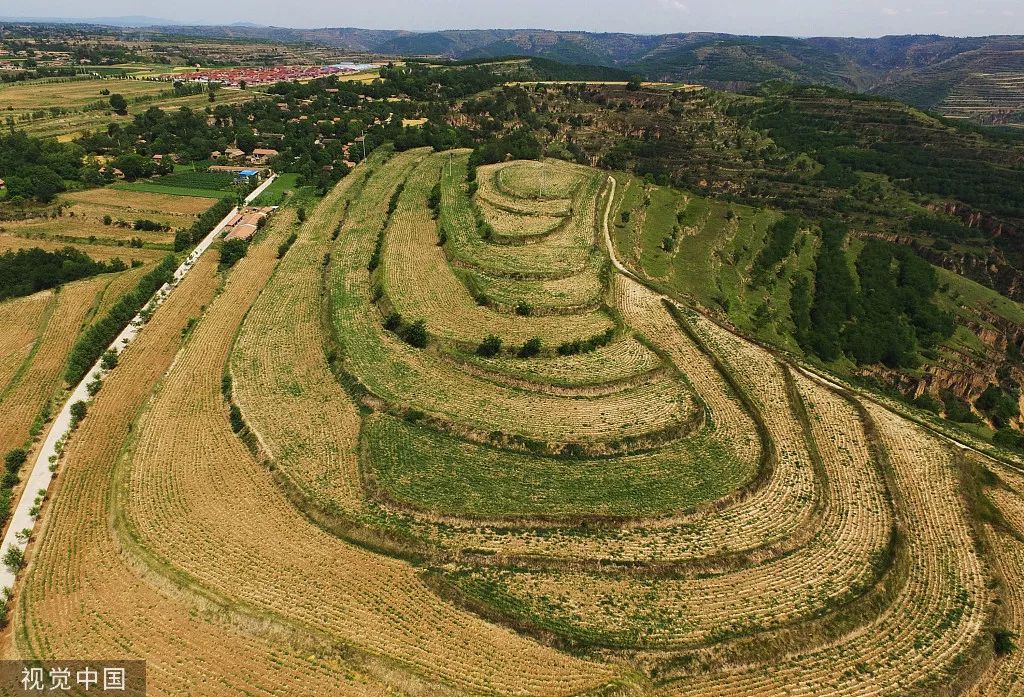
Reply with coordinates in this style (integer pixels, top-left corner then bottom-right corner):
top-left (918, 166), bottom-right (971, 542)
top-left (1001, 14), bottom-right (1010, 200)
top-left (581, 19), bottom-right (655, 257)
top-left (0, 174), bottom-right (278, 592)
top-left (598, 174), bottom-right (1007, 469)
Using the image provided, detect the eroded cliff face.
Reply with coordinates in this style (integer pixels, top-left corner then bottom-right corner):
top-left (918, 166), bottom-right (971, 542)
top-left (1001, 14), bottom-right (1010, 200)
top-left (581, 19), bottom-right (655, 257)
top-left (929, 202), bottom-right (1024, 301)
top-left (858, 307), bottom-right (1024, 428)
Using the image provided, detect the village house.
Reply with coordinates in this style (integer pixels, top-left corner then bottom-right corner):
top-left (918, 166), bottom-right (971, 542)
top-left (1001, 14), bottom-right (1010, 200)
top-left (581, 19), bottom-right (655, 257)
top-left (250, 148), bottom-right (279, 165)
top-left (224, 208), bottom-right (269, 241)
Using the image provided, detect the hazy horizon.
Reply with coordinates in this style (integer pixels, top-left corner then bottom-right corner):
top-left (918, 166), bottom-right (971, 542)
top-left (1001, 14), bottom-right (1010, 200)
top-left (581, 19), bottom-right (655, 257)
top-left (5, 0), bottom-right (1023, 38)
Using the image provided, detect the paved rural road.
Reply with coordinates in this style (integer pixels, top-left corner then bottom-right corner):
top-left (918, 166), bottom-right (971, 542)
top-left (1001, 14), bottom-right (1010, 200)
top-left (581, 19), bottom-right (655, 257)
top-left (0, 174), bottom-right (278, 591)
top-left (598, 175), bottom-right (1008, 467)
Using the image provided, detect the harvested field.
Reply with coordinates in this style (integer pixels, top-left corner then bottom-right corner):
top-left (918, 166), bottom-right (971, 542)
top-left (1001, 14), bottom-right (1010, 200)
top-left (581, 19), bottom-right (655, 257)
top-left (1, 188), bottom-right (216, 251)
top-left (12, 82), bottom-right (259, 140)
top-left (381, 153), bottom-right (613, 345)
top-left (464, 335), bottom-right (662, 387)
top-left (0, 234), bottom-right (167, 263)
top-left (13, 255), bottom-right (399, 696)
top-left (117, 176), bottom-right (620, 694)
top-left (494, 160), bottom-right (587, 200)
top-left (13, 147), bottom-right (1021, 696)
top-left (231, 172), bottom-right (365, 514)
top-left (663, 405), bottom-right (987, 694)
top-left (477, 164), bottom-right (573, 217)
top-left (63, 187), bottom-right (215, 216)
top-left (0, 293), bottom-right (52, 396)
top-left (466, 266), bottom-right (606, 310)
top-left (442, 153), bottom-right (603, 279)
top-left (0, 276), bottom-right (107, 453)
top-left (0, 77), bottom-right (166, 114)
top-left (477, 198), bottom-right (564, 238)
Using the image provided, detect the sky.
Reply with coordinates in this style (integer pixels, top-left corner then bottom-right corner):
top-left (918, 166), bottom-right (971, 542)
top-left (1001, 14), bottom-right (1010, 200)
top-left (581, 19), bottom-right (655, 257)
top-left (7, 0), bottom-right (1024, 37)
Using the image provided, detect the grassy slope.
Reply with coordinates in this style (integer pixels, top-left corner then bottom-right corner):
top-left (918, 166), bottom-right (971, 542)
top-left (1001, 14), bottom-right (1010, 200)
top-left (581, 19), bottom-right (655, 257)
top-left (366, 412), bottom-right (749, 518)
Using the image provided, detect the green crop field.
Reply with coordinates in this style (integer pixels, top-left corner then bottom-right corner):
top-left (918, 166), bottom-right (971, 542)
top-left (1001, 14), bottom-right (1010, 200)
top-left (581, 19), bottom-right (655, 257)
top-left (147, 172), bottom-right (238, 191)
top-left (250, 172), bottom-right (301, 206)
top-left (365, 412), bottom-right (751, 518)
top-left (112, 181), bottom-right (235, 198)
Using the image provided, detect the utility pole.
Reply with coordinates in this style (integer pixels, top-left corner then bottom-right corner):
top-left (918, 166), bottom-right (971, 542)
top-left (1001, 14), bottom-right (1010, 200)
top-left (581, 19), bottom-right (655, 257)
top-left (361, 130), bottom-right (366, 161)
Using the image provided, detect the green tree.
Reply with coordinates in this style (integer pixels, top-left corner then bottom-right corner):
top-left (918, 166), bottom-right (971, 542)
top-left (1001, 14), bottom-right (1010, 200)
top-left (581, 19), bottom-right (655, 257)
top-left (110, 154), bottom-right (153, 181)
top-left (100, 349), bottom-right (118, 370)
top-left (6, 166), bottom-right (65, 203)
top-left (518, 337), bottom-right (542, 358)
top-left (2, 545), bottom-right (23, 574)
top-left (69, 400), bottom-right (88, 427)
top-left (477, 334), bottom-right (502, 357)
top-left (108, 93), bottom-right (128, 115)
top-left (402, 319), bottom-right (428, 348)
top-left (3, 448), bottom-right (27, 474)
top-left (218, 239), bottom-right (249, 271)
top-left (235, 129), bottom-right (257, 154)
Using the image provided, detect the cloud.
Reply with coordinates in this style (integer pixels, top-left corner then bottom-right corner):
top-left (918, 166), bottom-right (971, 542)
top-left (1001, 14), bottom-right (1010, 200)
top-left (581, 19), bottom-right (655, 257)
top-left (881, 7), bottom-right (899, 16)
top-left (658, 0), bottom-right (689, 12)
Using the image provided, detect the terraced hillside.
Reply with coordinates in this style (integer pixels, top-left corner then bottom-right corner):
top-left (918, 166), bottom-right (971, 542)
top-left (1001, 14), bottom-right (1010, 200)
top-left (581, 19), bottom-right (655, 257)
top-left (11, 149), bottom-right (1024, 696)
top-left (940, 69), bottom-right (1024, 126)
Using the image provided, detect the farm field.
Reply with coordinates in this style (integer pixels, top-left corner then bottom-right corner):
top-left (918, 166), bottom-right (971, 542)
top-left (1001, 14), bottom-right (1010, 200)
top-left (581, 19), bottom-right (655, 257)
top-left (249, 172), bottom-right (301, 206)
top-left (7, 146), bottom-right (1024, 697)
top-left (0, 187), bottom-right (218, 250)
top-left (112, 172), bottom-right (239, 199)
top-left (0, 77), bottom-right (167, 114)
top-left (0, 272), bottom-right (124, 539)
top-left (939, 71), bottom-right (1024, 125)
top-left (7, 80), bottom-right (260, 140)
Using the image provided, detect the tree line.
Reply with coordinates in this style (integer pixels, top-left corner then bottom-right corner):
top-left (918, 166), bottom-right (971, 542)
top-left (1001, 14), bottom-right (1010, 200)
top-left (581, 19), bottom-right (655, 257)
top-left (0, 246), bottom-right (128, 301)
top-left (64, 254), bottom-right (177, 385)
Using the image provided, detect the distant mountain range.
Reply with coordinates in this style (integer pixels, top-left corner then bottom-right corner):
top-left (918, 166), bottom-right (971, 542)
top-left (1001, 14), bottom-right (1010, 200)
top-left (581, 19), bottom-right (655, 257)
top-left (122, 26), bottom-right (1022, 109)
top-left (3, 19), bottom-right (1023, 115)
top-left (0, 15), bottom-right (181, 27)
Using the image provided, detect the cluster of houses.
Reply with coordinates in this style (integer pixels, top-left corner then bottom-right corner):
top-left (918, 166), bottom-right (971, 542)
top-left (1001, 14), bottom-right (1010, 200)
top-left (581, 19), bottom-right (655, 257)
top-left (165, 64), bottom-right (359, 87)
top-left (97, 166), bottom-right (125, 179)
top-left (206, 147), bottom-right (278, 180)
top-left (223, 206), bottom-right (272, 241)
top-left (0, 47), bottom-right (73, 69)
top-left (208, 147), bottom-right (279, 166)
